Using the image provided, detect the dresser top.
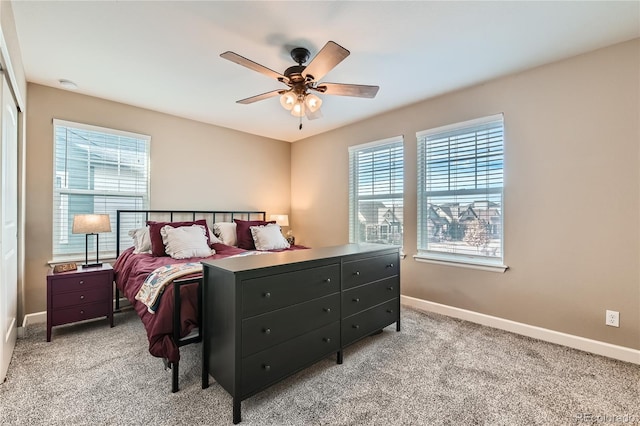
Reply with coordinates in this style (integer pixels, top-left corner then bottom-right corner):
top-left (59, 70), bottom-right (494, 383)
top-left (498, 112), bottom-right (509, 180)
top-left (202, 243), bottom-right (399, 273)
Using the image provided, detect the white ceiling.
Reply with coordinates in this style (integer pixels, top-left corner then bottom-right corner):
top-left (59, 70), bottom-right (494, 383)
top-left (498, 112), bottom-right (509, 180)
top-left (11, 1), bottom-right (640, 142)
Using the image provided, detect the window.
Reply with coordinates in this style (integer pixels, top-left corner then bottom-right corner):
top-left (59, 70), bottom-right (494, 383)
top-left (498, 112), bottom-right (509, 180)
top-left (53, 120), bottom-right (150, 261)
top-left (416, 114), bottom-right (505, 270)
top-left (349, 136), bottom-right (404, 246)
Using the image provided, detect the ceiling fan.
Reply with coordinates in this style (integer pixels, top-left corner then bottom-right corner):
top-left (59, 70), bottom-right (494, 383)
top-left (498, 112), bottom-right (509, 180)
top-left (220, 41), bottom-right (379, 128)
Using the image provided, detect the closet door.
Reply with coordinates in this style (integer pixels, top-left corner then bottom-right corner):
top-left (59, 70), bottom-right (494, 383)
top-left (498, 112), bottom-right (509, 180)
top-left (0, 74), bottom-right (18, 382)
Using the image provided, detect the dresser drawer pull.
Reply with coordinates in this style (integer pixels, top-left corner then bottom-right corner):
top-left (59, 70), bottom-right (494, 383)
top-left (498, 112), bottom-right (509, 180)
top-left (387, 309), bottom-right (394, 314)
top-left (323, 307), bottom-right (331, 313)
top-left (352, 324), bottom-right (360, 330)
top-left (263, 328), bottom-right (271, 335)
top-left (79, 280), bottom-right (84, 285)
top-left (262, 364), bottom-right (271, 372)
top-left (386, 263), bottom-right (394, 268)
top-left (263, 292), bottom-right (271, 298)
top-left (352, 298), bottom-right (360, 303)
top-left (387, 286), bottom-right (394, 291)
top-left (353, 271), bottom-right (360, 276)
top-left (80, 295), bottom-right (85, 300)
top-left (324, 278), bottom-right (331, 283)
top-left (323, 337), bottom-right (331, 343)
top-left (80, 310), bottom-right (85, 315)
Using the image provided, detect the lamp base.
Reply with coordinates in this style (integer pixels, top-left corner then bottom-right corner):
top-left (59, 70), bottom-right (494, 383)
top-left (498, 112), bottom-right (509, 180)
top-left (82, 262), bottom-right (103, 269)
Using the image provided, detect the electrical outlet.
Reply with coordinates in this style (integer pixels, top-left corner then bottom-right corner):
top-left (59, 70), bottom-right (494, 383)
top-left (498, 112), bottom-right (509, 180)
top-left (605, 310), bottom-right (619, 327)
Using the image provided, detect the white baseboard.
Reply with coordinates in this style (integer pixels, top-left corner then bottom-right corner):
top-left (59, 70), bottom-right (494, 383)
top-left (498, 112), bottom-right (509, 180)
top-left (401, 295), bottom-right (640, 365)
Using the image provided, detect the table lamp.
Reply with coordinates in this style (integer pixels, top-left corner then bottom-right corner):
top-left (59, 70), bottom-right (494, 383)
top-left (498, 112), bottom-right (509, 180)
top-left (72, 214), bottom-right (111, 268)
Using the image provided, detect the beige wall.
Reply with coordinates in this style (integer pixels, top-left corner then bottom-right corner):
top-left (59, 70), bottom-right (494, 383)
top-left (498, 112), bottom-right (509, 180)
top-left (24, 83), bottom-right (291, 316)
top-left (292, 39), bottom-right (640, 350)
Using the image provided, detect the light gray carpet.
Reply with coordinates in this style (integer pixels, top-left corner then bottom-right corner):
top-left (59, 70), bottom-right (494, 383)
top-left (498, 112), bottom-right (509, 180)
top-left (1, 307), bottom-right (638, 425)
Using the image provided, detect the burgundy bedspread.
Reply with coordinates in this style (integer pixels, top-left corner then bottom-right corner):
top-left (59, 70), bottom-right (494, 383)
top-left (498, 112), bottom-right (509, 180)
top-left (113, 243), bottom-right (246, 363)
top-left (113, 243), bottom-right (308, 363)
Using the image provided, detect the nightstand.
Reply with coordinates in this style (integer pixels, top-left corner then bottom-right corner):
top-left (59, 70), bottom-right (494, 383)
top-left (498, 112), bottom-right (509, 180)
top-left (46, 263), bottom-right (114, 342)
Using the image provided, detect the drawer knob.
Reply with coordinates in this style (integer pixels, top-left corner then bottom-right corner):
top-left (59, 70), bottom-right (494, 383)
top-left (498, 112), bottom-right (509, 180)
top-left (387, 263), bottom-right (394, 268)
top-left (353, 271), bottom-right (360, 276)
top-left (352, 298), bottom-right (360, 303)
top-left (387, 286), bottom-right (394, 291)
top-left (387, 309), bottom-right (394, 314)
top-left (79, 280), bottom-right (84, 285)
top-left (263, 292), bottom-right (271, 298)
top-left (263, 328), bottom-right (271, 335)
top-left (80, 310), bottom-right (85, 315)
top-left (323, 307), bottom-right (331, 313)
top-left (262, 364), bottom-right (271, 372)
top-left (324, 278), bottom-right (331, 283)
top-left (352, 324), bottom-right (360, 329)
top-left (80, 295), bottom-right (85, 300)
top-left (323, 337), bottom-right (331, 343)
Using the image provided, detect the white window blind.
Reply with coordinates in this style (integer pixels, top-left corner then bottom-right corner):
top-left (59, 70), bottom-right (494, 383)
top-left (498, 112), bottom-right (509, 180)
top-left (349, 136), bottom-right (404, 246)
top-left (52, 120), bottom-right (150, 261)
top-left (417, 114), bottom-right (504, 266)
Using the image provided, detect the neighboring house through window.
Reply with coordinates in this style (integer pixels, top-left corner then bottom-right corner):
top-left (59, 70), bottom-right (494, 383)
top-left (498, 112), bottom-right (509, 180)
top-left (52, 120), bottom-right (150, 262)
top-left (416, 114), bottom-right (506, 271)
top-left (349, 136), bottom-right (404, 247)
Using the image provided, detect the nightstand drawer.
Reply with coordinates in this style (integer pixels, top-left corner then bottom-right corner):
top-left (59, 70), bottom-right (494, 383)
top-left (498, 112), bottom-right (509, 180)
top-left (51, 302), bottom-right (110, 327)
top-left (341, 276), bottom-right (398, 318)
top-left (342, 253), bottom-right (399, 290)
top-left (50, 274), bottom-right (108, 294)
top-left (242, 264), bottom-right (340, 317)
top-left (51, 286), bottom-right (110, 309)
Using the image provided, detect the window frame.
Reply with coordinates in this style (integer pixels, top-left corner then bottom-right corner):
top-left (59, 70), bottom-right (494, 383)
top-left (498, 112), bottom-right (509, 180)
top-left (52, 119), bottom-right (151, 263)
top-left (415, 114), bottom-right (507, 273)
top-left (348, 135), bottom-right (404, 248)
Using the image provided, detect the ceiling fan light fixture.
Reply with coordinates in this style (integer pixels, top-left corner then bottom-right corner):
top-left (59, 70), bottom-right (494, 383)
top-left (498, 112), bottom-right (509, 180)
top-left (291, 100), bottom-right (306, 117)
top-left (279, 91), bottom-right (296, 110)
top-left (304, 93), bottom-right (322, 113)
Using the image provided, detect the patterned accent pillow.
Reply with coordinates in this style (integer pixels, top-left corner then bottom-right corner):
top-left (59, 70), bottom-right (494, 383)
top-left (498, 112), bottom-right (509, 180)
top-left (213, 222), bottom-right (237, 246)
top-left (250, 224), bottom-right (290, 251)
top-left (160, 224), bottom-right (213, 259)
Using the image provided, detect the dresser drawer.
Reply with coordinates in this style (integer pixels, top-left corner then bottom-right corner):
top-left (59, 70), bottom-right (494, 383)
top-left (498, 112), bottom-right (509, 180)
top-left (50, 273), bottom-right (110, 294)
top-left (342, 253), bottom-right (398, 290)
top-left (242, 293), bottom-right (340, 357)
top-left (51, 286), bottom-right (110, 309)
top-left (342, 276), bottom-right (399, 318)
top-left (241, 321), bottom-right (340, 397)
top-left (242, 264), bottom-right (340, 317)
top-left (51, 302), bottom-right (110, 327)
top-left (341, 299), bottom-right (398, 346)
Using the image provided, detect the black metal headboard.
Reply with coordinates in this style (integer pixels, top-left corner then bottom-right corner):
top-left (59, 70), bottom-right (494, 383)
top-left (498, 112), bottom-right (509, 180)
top-left (116, 209), bottom-right (266, 256)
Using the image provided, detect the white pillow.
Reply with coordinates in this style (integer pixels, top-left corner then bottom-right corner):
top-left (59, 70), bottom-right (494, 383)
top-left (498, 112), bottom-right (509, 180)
top-left (250, 224), bottom-right (291, 251)
top-left (213, 222), bottom-right (237, 246)
top-left (128, 227), bottom-right (152, 254)
top-left (160, 224), bottom-right (214, 259)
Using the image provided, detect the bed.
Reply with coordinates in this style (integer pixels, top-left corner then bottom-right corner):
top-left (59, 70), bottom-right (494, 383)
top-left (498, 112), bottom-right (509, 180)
top-left (113, 209), bottom-right (300, 392)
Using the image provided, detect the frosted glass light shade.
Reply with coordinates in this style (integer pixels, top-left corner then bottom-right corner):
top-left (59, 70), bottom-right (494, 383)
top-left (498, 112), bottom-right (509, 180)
top-left (72, 214), bottom-right (111, 234)
top-left (280, 92), bottom-right (296, 110)
top-left (291, 101), bottom-right (305, 117)
top-left (305, 94), bottom-right (322, 112)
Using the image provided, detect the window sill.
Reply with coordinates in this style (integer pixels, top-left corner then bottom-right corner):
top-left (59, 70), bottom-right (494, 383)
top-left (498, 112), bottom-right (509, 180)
top-left (413, 254), bottom-right (508, 273)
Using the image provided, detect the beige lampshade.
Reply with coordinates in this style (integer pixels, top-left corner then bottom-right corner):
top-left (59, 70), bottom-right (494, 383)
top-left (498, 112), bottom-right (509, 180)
top-left (72, 214), bottom-right (112, 234)
top-left (269, 214), bottom-right (289, 227)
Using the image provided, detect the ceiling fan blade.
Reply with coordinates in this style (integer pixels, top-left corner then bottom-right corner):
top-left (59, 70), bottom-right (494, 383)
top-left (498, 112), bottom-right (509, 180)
top-left (220, 51), bottom-right (289, 83)
top-left (303, 41), bottom-right (350, 82)
top-left (314, 83), bottom-right (379, 98)
top-left (236, 90), bottom-right (283, 105)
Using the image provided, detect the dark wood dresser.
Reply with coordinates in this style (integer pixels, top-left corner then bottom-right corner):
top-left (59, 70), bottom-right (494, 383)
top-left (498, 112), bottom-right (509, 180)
top-left (46, 264), bottom-right (114, 342)
top-left (201, 244), bottom-right (400, 424)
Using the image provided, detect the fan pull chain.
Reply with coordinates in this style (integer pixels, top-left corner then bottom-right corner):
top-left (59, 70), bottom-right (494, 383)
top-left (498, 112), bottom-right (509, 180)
top-left (299, 114), bottom-right (303, 130)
